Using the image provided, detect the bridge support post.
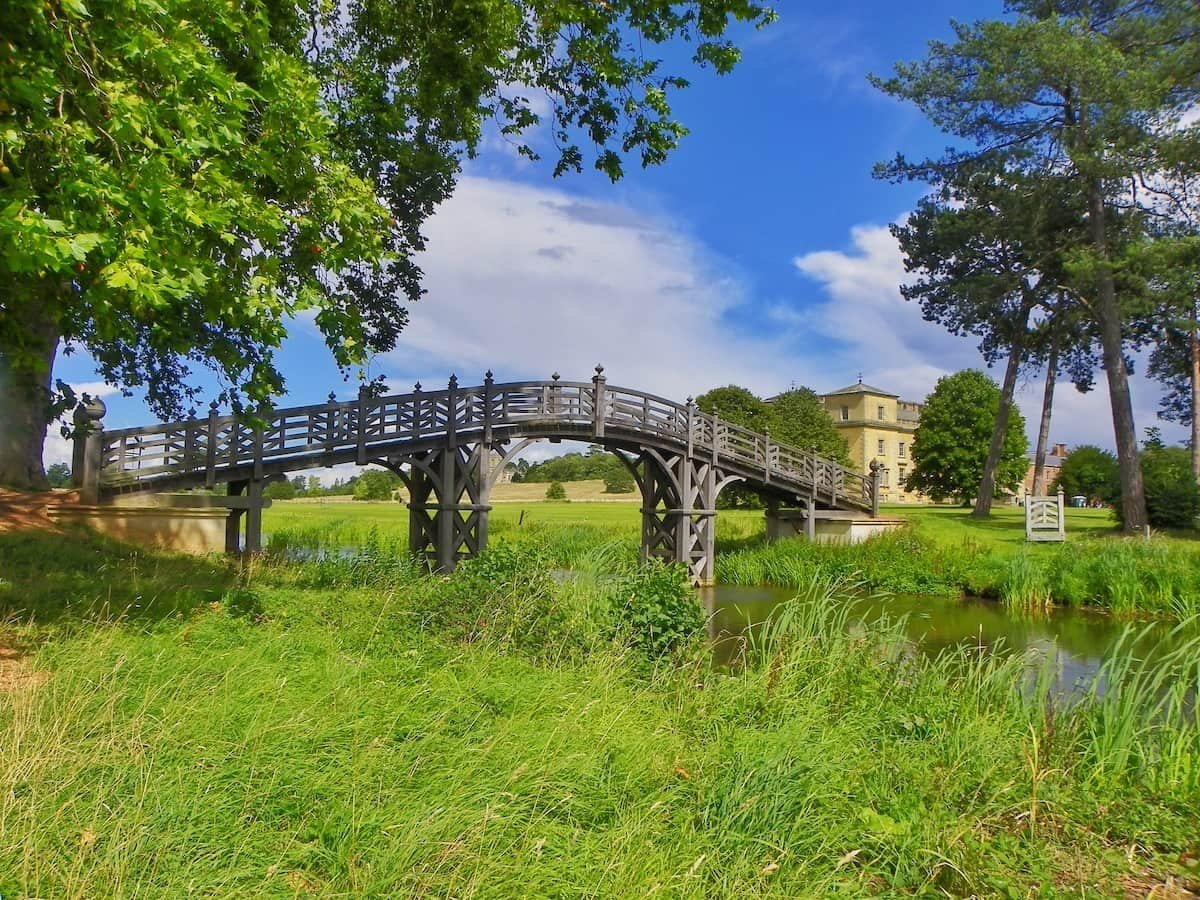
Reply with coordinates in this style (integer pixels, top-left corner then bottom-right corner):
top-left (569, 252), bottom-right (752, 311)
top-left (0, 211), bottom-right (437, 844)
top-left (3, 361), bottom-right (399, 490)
top-left (222, 478), bottom-right (266, 554)
top-left (639, 452), bottom-right (721, 586)
top-left (225, 480), bottom-right (247, 554)
top-left (396, 442), bottom-right (492, 574)
top-left (245, 479), bottom-right (265, 553)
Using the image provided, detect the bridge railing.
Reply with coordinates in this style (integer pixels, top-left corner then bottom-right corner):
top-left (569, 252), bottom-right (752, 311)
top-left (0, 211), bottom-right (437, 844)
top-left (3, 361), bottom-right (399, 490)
top-left (93, 376), bottom-right (876, 511)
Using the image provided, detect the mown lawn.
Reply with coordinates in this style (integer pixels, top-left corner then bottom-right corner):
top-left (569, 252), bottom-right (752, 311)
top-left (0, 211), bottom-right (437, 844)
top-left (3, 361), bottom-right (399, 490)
top-left (267, 498), bottom-right (1131, 550)
top-left (882, 503), bottom-right (1126, 548)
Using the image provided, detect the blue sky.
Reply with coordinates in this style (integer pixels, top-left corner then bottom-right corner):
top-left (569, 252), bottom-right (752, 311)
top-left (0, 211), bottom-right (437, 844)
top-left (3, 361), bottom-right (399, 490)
top-left (48, 0), bottom-right (1188, 466)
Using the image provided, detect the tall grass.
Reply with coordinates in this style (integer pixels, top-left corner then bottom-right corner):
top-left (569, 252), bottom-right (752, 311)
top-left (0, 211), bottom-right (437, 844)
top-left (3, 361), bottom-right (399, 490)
top-left (715, 528), bottom-right (970, 596)
top-left (717, 528), bottom-right (1200, 617)
top-left (2, 530), bottom-right (1199, 895)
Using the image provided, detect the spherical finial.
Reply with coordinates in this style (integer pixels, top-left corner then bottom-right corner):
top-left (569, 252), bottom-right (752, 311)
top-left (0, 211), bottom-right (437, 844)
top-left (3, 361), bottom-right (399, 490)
top-left (328, 391), bottom-right (337, 403)
top-left (188, 407), bottom-right (197, 420)
top-left (686, 396), bottom-right (693, 405)
top-left (595, 364), bottom-right (604, 375)
top-left (74, 396), bottom-right (107, 424)
top-left (414, 381), bottom-right (422, 392)
top-left (551, 371), bottom-right (560, 382)
top-left (485, 369), bottom-right (494, 381)
top-left (210, 399), bottom-right (220, 412)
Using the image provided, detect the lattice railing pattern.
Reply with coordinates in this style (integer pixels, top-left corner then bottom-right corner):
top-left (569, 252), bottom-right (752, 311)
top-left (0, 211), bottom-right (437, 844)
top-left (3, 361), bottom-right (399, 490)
top-left (96, 377), bottom-right (876, 511)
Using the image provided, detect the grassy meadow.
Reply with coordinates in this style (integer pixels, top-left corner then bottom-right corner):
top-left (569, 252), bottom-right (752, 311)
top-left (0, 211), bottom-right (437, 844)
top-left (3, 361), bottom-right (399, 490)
top-left (266, 499), bottom-right (1200, 617)
top-left (2, 525), bottom-right (1199, 896)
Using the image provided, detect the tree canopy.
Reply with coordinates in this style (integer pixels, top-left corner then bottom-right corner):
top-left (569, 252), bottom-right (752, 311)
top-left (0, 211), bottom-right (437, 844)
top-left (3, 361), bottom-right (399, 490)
top-left (906, 370), bottom-right (1028, 503)
top-left (518, 448), bottom-right (627, 484)
top-left (352, 469), bottom-right (402, 501)
top-left (873, 0), bottom-right (1200, 531)
top-left (1054, 446), bottom-right (1119, 502)
top-left (0, 0), bottom-right (774, 488)
top-left (695, 385), bottom-right (849, 465)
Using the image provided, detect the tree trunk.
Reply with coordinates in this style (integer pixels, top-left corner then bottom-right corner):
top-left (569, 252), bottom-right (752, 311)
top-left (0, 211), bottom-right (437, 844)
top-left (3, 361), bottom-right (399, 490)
top-left (973, 302), bottom-right (1032, 518)
top-left (1085, 179), bottom-right (1147, 533)
top-left (1032, 332), bottom-right (1059, 496)
top-left (972, 348), bottom-right (1024, 517)
top-left (1191, 299), bottom-right (1199, 486)
top-left (0, 302), bottom-right (60, 491)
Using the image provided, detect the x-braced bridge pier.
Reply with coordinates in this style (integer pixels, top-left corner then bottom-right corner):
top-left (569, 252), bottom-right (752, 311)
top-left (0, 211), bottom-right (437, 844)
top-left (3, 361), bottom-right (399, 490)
top-left (73, 368), bottom-right (882, 584)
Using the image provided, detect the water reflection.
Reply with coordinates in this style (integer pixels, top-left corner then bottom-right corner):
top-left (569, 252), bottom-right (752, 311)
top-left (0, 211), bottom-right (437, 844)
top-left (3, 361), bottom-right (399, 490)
top-left (702, 583), bottom-right (1184, 702)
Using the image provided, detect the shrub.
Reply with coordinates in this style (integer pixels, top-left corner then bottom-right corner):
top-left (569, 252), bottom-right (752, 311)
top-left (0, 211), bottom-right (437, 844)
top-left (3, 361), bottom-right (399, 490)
top-left (603, 467), bottom-right (635, 494)
top-left (1054, 445), bottom-right (1118, 502)
top-left (545, 481), bottom-right (567, 500)
top-left (352, 469), bottom-right (402, 501)
top-left (264, 479), bottom-right (297, 500)
top-left (1112, 446), bottom-right (1199, 530)
top-left (605, 559), bottom-right (703, 657)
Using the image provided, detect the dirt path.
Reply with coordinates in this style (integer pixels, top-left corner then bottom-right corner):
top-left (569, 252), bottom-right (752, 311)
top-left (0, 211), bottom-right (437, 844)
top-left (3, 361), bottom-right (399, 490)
top-left (0, 642), bottom-right (46, 694)
top-left (0, 487), bottom-right (74, 534)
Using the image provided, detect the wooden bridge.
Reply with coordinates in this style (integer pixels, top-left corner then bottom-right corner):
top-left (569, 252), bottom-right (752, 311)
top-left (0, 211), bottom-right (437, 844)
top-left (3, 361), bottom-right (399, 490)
top-left (72, 369), bottom-right (881, 584)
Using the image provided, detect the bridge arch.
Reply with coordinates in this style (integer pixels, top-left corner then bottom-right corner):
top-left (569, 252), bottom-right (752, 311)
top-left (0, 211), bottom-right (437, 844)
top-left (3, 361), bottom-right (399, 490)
top-left (75, 369), bottom-right (880, 584)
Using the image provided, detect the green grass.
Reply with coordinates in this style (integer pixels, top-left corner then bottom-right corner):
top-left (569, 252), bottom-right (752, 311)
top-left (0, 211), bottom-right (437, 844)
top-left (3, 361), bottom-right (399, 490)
top-left (880, 503), bottom-right (1122, 549)
top-left (2, 529), bottom-right (1200, 896)
top-left (265, 500), bottom-right (1200, 616)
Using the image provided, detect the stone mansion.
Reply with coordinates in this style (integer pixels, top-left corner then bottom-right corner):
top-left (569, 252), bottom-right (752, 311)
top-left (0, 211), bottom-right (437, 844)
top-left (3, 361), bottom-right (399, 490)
top-left (818, 379), bottom-right (926, 504)
top-left (814, 378), bottom-right (1065, 504)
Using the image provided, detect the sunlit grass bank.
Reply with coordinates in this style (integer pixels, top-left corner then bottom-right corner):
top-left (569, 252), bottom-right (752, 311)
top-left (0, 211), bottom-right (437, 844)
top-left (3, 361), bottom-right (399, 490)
top-left (2, 529), bottom-right (1199, 895)
top-left (265, 500), bottom-right (1200, 616)
top-left (716, 529), bottom-right (1200, 617)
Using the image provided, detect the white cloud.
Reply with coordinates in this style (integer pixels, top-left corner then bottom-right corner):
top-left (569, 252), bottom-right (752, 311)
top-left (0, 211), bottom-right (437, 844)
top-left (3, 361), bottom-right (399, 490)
top-left (790, 223), bottom-right (1188, 452)
top-left (388, 175), bottom-right (792, 398)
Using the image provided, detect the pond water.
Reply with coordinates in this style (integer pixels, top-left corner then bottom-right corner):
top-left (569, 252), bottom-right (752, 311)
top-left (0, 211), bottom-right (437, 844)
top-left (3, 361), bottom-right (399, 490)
top-left (703, 582), bottom-right (1187, 702)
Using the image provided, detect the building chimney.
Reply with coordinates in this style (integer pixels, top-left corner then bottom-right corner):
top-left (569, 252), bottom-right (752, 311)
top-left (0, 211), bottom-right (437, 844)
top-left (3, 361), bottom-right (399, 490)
top-left (1052, 442), bottom-right (1068, 458)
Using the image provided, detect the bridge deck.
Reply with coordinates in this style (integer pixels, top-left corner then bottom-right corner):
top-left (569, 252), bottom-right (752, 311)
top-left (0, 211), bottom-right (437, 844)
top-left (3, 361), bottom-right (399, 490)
top-left (88, 377), bottom-right (877, 514)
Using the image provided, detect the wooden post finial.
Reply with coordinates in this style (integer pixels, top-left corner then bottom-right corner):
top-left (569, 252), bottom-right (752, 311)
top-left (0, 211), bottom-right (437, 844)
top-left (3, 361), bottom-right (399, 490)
top-left (551, 371), bottom-right (560, 382)
top-left (448, 373), bottom-right (458, 389)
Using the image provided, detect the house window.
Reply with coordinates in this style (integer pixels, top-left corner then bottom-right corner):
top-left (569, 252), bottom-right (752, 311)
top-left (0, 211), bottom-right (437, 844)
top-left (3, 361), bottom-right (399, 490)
top-left (877, 439), bottom-right (885, 455)
top-left (840, 406), bottom-right (849, 421)
top-left (899, 441), bottom-right (907, 458)
top-left (877, 405), bottom-right (886, 420)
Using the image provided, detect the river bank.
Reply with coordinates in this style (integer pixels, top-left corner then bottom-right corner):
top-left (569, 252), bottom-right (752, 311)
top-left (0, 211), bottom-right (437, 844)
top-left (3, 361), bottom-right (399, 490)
top-left (2, 525), bottom-right (1198, 896)
top-left (266, 500), bottom-right (1200, 617)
